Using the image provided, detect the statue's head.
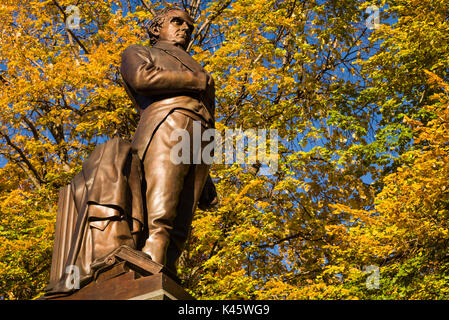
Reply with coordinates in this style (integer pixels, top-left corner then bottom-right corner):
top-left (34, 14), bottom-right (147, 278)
top-left (147, 7), bottom-right (194, 50)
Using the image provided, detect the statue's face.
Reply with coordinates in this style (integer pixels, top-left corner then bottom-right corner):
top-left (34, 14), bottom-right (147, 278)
top-left (155, 10), bottom-right (194, 50)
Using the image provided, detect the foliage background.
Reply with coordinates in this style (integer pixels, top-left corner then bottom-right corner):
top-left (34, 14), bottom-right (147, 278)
top-left (0, 0), bottom-right (448, 299)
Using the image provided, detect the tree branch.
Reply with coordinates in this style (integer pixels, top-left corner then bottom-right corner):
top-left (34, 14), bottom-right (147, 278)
top-left (257, 231), bottom-right (322, 249)
top-left (187, 0), bottom-right (232, 51)
top-left (140, 0), bottom-right (156, 16)
top-left (0, 132), bottom-right (43, 188)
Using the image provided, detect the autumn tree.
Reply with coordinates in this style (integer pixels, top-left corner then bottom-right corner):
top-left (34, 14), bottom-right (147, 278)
top-left (0, 0), bottom-right (146, 299)
top-left (324, 71), bottom-right (449, 299)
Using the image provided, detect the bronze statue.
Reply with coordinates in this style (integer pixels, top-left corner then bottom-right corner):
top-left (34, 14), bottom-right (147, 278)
top-left (121, 7), bottom-right (217, 271)
top-left (43, 7), bottom-right (217, 298)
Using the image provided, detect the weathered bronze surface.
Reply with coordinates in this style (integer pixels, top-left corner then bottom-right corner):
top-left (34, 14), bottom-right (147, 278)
top-left (42, 8), bottom-right (217, 299)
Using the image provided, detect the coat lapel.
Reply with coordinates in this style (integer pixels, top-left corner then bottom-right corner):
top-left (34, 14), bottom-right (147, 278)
top-left (153, 40), bottom-right (204, 73)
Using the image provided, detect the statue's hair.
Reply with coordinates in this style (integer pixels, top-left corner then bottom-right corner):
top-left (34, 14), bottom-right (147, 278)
top-left (147, 6), bottom-right (193, 46)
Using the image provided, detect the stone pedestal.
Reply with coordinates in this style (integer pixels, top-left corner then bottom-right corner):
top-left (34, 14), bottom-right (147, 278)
top-left (44, 246), bottom-right (193, 300)
top-left (50, 271), bottom-right (192, 300)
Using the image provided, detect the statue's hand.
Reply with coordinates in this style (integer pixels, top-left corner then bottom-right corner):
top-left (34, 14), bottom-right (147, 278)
top-left (206, 71), bottom-right (214, 88)
top-left (198, 175), bottom-right (218, 210)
